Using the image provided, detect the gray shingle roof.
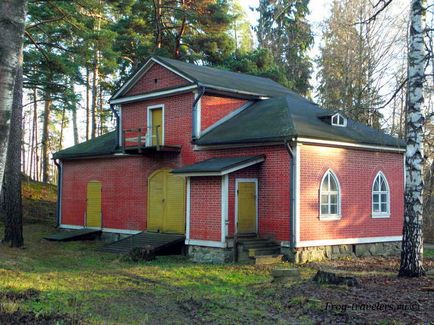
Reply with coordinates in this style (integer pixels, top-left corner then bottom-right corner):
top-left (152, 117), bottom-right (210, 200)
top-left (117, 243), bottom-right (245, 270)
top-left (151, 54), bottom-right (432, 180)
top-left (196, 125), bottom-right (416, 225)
top-left (196, 95), bottom-right (405, 149)
top-left (172, 156), bottom-right (265, 175)
top-left (53, 131), bottom-right (118, 159)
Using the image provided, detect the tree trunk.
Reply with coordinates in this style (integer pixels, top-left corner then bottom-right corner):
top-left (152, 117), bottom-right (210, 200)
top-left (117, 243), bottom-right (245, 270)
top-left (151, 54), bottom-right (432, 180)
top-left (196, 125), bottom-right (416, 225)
top-left (86, 66), bottom-right (90, 141)
top-left (3, 49), bottom-right (24, 247)
top-left (399, 0), bottom-right (426, 278)
top-left (72, 106), bottom-right (79, 145)
top-left (0, 0), bottom-right (26, 191)
top-left (41, 95), bottom-right (51, 183)
top-left (91, 61), bottom-right (98, 139)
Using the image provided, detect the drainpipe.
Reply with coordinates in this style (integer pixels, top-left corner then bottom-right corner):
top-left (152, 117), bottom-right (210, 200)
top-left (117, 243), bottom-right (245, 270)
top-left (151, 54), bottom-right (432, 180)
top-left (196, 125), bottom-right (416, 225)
top-left (110, 104), bottom-right (120, 148)
top-left (285, 139), bottom-right (297, 249)
top-left (53, 159), bottom-right (62, 228)
top-left (192, 85), bottom-right (205, 141)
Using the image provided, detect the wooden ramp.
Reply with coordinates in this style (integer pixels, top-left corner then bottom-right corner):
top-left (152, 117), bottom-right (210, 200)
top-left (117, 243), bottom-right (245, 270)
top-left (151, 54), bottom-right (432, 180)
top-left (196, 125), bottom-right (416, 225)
top-left (102, 231), bottom-right (185, 254)
top-left (44, 229), bottom-right (102, 241)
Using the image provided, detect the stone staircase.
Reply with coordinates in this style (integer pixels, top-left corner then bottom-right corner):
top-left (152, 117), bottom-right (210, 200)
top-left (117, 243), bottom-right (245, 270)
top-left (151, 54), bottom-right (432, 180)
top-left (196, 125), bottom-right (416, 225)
top-left (236, 236), bottom-right (283, 265)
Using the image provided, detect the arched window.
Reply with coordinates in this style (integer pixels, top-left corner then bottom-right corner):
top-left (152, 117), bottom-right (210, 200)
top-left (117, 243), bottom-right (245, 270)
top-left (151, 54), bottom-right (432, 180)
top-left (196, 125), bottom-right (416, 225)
top-left (372, 172), bottom-right (390, 217)
top-left (331, 113), bottom-right (347, 127)
top-left (320, 170), bottom-right (341, 219)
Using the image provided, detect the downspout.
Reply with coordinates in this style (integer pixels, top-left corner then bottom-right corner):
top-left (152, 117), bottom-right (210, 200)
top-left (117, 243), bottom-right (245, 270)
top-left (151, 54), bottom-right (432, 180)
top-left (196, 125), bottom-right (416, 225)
top-left (285, 139), bottom-right (297, 249)
top-left (53, 159), bottom-right (62, 228)
top-left (192, 85), bottom-right (205, 141)
top-left (109, 104), bottom-right (120, 148)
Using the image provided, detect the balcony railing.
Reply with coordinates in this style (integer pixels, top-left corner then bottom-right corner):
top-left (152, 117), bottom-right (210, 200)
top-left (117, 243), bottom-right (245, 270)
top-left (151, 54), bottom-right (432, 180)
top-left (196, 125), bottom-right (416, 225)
top-left (122, 126), bottom-right (161, 150)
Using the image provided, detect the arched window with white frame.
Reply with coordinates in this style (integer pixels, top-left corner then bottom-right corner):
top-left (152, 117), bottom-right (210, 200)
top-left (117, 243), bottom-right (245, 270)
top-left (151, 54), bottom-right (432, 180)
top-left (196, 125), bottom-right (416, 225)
top-left (372, 172), bottom-right (390, 217)
top-left (320, 170), bottom-right (341, 220)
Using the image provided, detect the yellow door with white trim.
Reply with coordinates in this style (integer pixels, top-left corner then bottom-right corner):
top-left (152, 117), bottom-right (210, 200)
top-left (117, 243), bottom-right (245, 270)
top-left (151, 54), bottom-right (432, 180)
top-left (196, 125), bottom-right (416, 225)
top-left (237, 181), bottom-right (257, 234)
top-left (147, 169), bottom-right (185, 233)
top-left (151, 108), bottom-right (163, 146)
top-left (86, 181), bottom-right (102, 228)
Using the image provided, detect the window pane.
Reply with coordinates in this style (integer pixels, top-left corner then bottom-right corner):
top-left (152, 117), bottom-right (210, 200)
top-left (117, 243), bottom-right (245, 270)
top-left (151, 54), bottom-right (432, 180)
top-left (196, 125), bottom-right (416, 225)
top-left (380, 178), bottom-right (387, 191)
top-left (321, 205), bottom-right (328, 215)
top-left (332, 115), bottom-right (338, 124)
top-left (330, 194), bottom-right (337, 204)
top-left (321, 175), bottom-right (329, 192)
top-left (330, 204), bottom-right (338, 215)
top-left (381, 203), bottom-right (388, 212)
top-left (373, 203), bottom-right (380, 212)
top-left (381, 194), bottom-right (387, 204)
top-left (373, 178), bottom-right (379, 191)
top-left (321, 194), bottom-right (329, 204)
top-left (373, 193), bottom-right (379, 204)
top-left (329, 175), bottom-right (337, 191)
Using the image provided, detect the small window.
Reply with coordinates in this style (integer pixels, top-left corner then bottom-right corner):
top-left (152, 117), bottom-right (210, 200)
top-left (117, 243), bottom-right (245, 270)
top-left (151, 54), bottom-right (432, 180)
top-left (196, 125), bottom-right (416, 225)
top-left (331, 113), bottom-right (347, 127)
top-left (320, 170), bottom-right (341, 220)
top-left (372, 172), bottom-right (390, 217)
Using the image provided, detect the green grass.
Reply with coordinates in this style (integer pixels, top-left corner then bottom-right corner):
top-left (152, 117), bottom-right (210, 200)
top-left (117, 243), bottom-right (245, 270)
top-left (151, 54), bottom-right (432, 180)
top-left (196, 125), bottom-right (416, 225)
top-left (0, 223), bottom-right (298, 324)
top-left (425, 248), bottom-right (434, 259)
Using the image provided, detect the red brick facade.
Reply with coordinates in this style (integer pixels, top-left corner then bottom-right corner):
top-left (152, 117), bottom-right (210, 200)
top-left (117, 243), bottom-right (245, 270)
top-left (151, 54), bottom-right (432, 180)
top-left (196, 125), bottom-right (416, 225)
top-left (59, 61), bottom-right (404, 249)
top-left (200, 95), bottom-right (248, 131)
top-left (125, 63), bottom-right (190, 96)
top-left (299, 144), bottom-right (404, 242)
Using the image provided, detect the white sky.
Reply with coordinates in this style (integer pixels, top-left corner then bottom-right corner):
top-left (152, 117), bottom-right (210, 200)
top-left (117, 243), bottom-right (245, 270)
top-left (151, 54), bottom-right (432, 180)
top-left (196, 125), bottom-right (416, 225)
top-left (62, 1), bottom-right (333, 147)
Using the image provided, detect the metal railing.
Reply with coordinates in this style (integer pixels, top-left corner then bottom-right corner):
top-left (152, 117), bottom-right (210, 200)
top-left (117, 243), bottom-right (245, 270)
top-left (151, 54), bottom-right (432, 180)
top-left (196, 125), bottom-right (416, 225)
top-left (122, 126), bottom-right (160, 150)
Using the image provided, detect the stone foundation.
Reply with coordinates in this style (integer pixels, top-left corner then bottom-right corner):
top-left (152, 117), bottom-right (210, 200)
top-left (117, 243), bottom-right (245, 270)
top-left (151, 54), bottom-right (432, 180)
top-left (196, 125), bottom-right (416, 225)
top-left (282, 242), bottom-right (401, 264)
top-left (188, 246), bottom-right (233, 263)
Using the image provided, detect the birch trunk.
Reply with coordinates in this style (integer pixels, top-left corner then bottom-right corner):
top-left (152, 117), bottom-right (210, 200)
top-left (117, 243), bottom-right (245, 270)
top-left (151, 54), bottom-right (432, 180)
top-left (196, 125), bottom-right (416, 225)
top-left (0, 0), bottom-right (26, 191)
top-left (41, 95), bottom-right (51, 183)
top-left (3, 47), bottom-right (24, 247)
top-left (399, 0), bottom-right (426, 278)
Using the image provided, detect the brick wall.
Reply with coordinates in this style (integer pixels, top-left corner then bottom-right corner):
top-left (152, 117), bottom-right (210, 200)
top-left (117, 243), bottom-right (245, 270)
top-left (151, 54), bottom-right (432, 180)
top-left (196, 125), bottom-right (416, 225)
top-left (299, 144), bottom-right (404, 242)
top-left (189, 177), bottom-right (222, 241)
top-left (200, 95), bottom-right (248, 131)
top-left (125, 63), bottom-right (190, 96)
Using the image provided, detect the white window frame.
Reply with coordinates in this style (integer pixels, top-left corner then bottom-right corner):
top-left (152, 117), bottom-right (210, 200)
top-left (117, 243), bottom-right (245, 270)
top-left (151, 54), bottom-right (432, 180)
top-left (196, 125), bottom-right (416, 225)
top-left (235, 178), bottom-right (259, 234)
top-left (372, 171), bottom-right (391, 218)
top-left (319, 169), bottom-right (341, 221)
top-left (331, 113), bottom-right (347, 127)
top-left (146, 104), bottom-right (165, 146)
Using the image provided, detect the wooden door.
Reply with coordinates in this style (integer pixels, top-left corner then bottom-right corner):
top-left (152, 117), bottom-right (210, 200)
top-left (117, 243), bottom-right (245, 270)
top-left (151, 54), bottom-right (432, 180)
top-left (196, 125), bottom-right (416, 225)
top-left (86, 181), bottom-right (102, 228)
top-left (151, 108), bottom-right (163, 146)
top-left (147, 169), bottom-right (185, 233)
top-left (237, 181), bottom-right (257, 234)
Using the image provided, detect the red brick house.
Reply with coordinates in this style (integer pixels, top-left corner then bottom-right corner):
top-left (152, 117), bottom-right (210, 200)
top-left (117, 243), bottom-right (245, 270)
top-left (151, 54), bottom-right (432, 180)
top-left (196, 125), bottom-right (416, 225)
top-left (53, 56), bottom-right (405, 262)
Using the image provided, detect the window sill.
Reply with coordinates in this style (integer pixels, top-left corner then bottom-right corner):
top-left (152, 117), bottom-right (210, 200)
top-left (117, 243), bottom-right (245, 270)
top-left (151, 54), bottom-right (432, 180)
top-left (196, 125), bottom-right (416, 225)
top-left (319, 215), bottom-right (341, 221)
top-left (372, 214), bottom-right (390, 219)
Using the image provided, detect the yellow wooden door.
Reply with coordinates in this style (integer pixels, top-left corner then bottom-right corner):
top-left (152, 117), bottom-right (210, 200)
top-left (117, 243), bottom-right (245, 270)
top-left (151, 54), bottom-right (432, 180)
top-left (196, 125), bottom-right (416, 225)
top-left (86, 181), bottom-right (102, 228)
top-left (237, 181), bottom-right (257, 234)
top-left (164, 173), bottom-right (186, 233)
top-left (148, 170), bottom-right (165, 232)
top-left (147, 169), bottom-right (185, 233)
top-left (151, 108), bottom-right (163, 146)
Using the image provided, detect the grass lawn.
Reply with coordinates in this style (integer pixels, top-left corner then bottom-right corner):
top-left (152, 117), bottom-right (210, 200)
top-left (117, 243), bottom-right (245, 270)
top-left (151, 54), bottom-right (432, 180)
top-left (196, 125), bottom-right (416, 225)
top-left (0, 223), bottom-right (433, 324)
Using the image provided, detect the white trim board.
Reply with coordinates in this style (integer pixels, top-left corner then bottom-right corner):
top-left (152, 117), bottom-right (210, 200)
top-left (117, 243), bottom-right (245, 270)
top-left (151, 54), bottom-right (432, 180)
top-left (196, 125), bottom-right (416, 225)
top-left (110, 85), bottom-right (197, 105)
top-left (235, 178), bottom-right (259, 234)
top-left (296, 236), bottom-right (403, 248)
top-left (221, 175), bottom-right (229, 243)
top-left (59, 224), bottom-right (142, 235)
top-left (173, 157), bottom-right (265, 177)
top-left (185, 239), bottom-right (226, 248)
top-left (297, 137), bottom-right (405, 153)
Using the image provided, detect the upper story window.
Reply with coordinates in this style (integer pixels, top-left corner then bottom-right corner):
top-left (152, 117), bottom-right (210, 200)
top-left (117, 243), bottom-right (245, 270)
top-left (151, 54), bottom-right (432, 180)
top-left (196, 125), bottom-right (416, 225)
top-left (331, 113), bottom-right (347, 127)
top-left (372, 172), bottom-right (390, 218)
top-left (320, 170), bottom-right (341, 220)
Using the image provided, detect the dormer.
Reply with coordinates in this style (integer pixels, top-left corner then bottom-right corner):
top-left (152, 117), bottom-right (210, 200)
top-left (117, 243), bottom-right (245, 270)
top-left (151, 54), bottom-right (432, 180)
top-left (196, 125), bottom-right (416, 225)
top-left (319, 112), bottom-right (347, 127)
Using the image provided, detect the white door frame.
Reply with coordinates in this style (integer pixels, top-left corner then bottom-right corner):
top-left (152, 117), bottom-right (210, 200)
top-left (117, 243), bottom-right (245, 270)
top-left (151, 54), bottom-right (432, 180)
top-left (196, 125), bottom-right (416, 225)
top-left (235, 178), bottom-right (258, 234)
top-left (147, 104), bottom-right (165, 146)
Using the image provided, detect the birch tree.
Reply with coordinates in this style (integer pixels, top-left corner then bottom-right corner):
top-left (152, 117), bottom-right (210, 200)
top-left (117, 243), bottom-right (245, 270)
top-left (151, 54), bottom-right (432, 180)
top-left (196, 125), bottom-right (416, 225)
top-left (399, 0), bottom-right (426, 277)
top-left (0, 0), bottom-right (27, 189)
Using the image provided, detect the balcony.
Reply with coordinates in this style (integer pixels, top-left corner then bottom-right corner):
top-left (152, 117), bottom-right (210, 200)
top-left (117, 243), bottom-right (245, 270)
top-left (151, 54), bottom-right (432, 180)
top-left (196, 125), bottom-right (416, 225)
top-left (122, 126), bottom-right (181, 153)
